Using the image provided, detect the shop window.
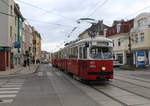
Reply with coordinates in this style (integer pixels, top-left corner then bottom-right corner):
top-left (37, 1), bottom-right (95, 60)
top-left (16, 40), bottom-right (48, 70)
top-left (117, 54), bottom-right (123, 64)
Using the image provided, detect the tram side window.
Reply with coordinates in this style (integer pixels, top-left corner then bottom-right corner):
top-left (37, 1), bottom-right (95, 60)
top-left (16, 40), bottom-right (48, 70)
top-left (69, 47), bottom-right (78, 59)
top-left (83, 47), bottom-right (87, 59)
top-left (79, 47), bottom-right (82, 59)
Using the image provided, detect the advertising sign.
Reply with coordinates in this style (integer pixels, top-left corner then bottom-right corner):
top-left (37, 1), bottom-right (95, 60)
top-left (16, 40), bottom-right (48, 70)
top-left (137, 51), bottom-right (145, 67)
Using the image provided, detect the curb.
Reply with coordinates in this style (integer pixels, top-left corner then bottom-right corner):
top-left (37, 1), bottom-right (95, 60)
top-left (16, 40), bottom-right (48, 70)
top-left (0, 65), bottom-right (40, 78)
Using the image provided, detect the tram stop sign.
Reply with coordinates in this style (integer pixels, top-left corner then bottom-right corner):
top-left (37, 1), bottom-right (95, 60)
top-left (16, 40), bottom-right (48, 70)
top-left (137, 51), bottom-right (145, 67)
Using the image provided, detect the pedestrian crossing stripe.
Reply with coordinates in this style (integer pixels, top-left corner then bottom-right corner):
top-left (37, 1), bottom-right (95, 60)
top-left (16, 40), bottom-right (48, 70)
top-left (0, 88), bottom-right (20, 90)
top-left (0, 99), bottom-right (13, 104)
top-left (0, 94), bottom-right (16, 98)
top-left (0, 91), bottom-right (18, 94)
top-left (0, 79), bottom-right (25, 104)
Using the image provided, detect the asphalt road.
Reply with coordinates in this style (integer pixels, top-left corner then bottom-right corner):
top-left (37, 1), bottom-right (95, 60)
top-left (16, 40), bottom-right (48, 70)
top-left (1, 64), bottom-right (150, 106)
top-left (0, 64), bottom-right (100, 106)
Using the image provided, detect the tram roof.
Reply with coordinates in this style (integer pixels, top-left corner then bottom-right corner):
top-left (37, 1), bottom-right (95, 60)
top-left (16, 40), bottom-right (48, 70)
top-left (76, 37), bottom-right (112, 44)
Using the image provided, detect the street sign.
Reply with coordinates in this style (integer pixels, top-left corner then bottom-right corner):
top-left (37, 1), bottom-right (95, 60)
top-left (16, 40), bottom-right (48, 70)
top-left (137, 51), bottom-right (145, 67)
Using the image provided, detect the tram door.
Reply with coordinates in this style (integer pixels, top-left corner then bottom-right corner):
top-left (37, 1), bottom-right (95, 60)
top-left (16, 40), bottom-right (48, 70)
top-left (79, 47), bottom-right (88, 78)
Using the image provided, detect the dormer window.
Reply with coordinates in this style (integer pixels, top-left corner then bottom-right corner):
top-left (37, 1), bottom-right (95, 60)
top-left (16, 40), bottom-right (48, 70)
top-left (116, 24), bottom-right (121, 33)
top-left (138, 18), bottom-right (147, 27)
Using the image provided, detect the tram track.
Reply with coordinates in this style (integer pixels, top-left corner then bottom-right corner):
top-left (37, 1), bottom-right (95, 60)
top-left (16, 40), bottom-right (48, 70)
top-left (114, 74), bottom-right (150, 90)
top-left (50, 66), bottom-right (150, 106)
top-left (92, 83), bottom-right (150, 106)
top-left (91, 85), bottom-right (129, 106)
top-left (115, 73), bottom-right (150, 83)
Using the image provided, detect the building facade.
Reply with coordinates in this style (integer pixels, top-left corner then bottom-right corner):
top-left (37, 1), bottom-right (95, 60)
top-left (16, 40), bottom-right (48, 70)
top-left (130, 13), bottom-right (150, 67)
top-left (0, 0), bottom-right (14, 70)
top-left (78, 20), bottom-right (109, 39)
top-left (22, 24), bottom-right (33, 66)
top-left (32, 28), bottom-right (41, 63)
top-left (10, 3), bottom-right (24, 69)
top-left (105, 19), bottom-right (134, 65)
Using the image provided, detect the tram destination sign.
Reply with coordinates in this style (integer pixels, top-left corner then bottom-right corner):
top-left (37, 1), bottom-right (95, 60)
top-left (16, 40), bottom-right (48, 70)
top-left (96, 42), bottom-right (109, 46)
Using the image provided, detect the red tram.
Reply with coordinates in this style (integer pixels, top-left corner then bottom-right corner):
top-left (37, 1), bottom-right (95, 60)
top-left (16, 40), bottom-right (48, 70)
top-left (51, 37), bottom-right (113, 81)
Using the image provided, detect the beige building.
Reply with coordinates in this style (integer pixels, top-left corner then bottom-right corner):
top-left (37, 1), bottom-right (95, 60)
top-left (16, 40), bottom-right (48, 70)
top-left (22, 24), bottom-right (33, 65)
top-left (32, 28), bottom-right (41, 63)
top-left (0, 0), bottom-right (23, 70)
top-left (105, 19), bottom-right (134, 65)
top-left (130, 13), bottom-right (150, 66)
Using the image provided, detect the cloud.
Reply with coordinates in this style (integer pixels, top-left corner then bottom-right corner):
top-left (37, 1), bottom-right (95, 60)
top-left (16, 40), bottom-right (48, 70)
top-left (16, 0), bottom-right (150, 52)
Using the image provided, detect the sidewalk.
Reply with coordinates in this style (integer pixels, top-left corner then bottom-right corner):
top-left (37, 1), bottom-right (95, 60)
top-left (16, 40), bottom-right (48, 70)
top-left (0, 64), bottom-right (39, 77)
top-left (116, 65), bottom-right (150, 71)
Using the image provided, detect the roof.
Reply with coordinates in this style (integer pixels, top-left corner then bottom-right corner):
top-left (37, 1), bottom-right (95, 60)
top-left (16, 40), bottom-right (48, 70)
top-left (14, 3), bottom-right (24, 21)
top-left (76, 36), bottom-right (113, 44)
top-left (78, 20), bottom-right (109, 38)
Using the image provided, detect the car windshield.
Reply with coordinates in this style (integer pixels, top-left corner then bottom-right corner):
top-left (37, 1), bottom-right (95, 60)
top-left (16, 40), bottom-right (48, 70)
top-left (90, 46), bottom-right (112, 59)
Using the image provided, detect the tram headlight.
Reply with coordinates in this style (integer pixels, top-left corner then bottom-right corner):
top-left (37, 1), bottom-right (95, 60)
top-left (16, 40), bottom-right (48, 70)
top-left (101, 67), bottom-right (106, 71)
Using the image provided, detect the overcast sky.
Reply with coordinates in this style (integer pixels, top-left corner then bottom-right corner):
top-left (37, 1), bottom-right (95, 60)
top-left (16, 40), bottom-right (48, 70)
top-left (15, 0), bottom-right (150, 52)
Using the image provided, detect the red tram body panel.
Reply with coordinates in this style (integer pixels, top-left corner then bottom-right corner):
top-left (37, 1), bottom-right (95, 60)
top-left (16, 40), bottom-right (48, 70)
top-left (51, 37), bottom-right (114, 81)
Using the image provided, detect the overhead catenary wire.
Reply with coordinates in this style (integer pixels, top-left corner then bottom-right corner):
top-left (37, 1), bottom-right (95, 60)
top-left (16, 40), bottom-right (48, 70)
top-left (0, 10), bottom-right (73, 28)
top-left (15, 0), bottom-right (76, 22)
top-left (87, 0), bottom-right (109, 17)
top-left (123, 4), bottom-right (150, 19)
top-left (26, 18), bottom-right (73, 28)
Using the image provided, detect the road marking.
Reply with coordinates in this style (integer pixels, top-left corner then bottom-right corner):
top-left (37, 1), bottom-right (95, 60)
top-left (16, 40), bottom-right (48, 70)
top-left (0, 95), bottom-right (16, 98)
top-left (2, 85), bottom-right (22, 88)
top-left (0, 91), bottom-right (18, 94)
top-left (0, 88), bottom-right (20, 90)
top-left (0, 99), bottom-right (13, 104)
top-left (37, 72), bottom-right (43, 76)
top-left (47, 72), bottom-right (54, 77)
top-left (7, 83), bottom-right (23, 85)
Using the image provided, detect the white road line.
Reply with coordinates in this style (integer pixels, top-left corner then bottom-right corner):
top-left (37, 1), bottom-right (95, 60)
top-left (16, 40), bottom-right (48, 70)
top-left (2, 85), bottom-right (22, 88)
top-left (47, 72), bottom-right (54, 77)
top-left (0, 91), bottom-right (18, 94)
top-left (0, 88), bottom-right (20, 90)
top-left (37, 72), bottom-right (43, 76)
top-left (0, 99), bottom-right (13, 104)
top-left (0, 95), bottom-right (16, 98)
top-left (7, 83), bottom-right (23, 85)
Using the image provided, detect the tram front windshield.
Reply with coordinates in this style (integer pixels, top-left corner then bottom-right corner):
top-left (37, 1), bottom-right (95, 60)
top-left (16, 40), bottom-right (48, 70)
top-left (90, 46), bottom-right (112, 59)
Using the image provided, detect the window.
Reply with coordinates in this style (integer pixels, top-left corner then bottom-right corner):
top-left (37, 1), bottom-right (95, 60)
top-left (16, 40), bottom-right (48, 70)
top-left (15, 33), bottom-right (17, 41)
top-left (116, 24), bottom-right (121, 33)
top-left (79, 47), bottom-right (82, 59)
top-left (10, 26), bottom-right (12, 39)
top-left (90, 46), bottom-right (112, 59)
top-left (140, 33), bottom-right (144, 42)
top-left (10, 5), bottom-right (13, 15)
top-left (15, 16), bottom-right (17, 26)
top-left (118, 39), bottom-right (120, 46)
top-left (113, 40), bottom-right (114, 47)
top-left (33, 40), bottom-right (36, 44)
top-left (138, 18), bottom-right (147, 27)
top-left (83, 47), bottom-right (87, 59)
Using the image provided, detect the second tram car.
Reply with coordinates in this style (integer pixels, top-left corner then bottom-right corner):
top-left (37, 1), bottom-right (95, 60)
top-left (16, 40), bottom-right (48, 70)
top-left (52, 37), bottom-right (113, 81)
